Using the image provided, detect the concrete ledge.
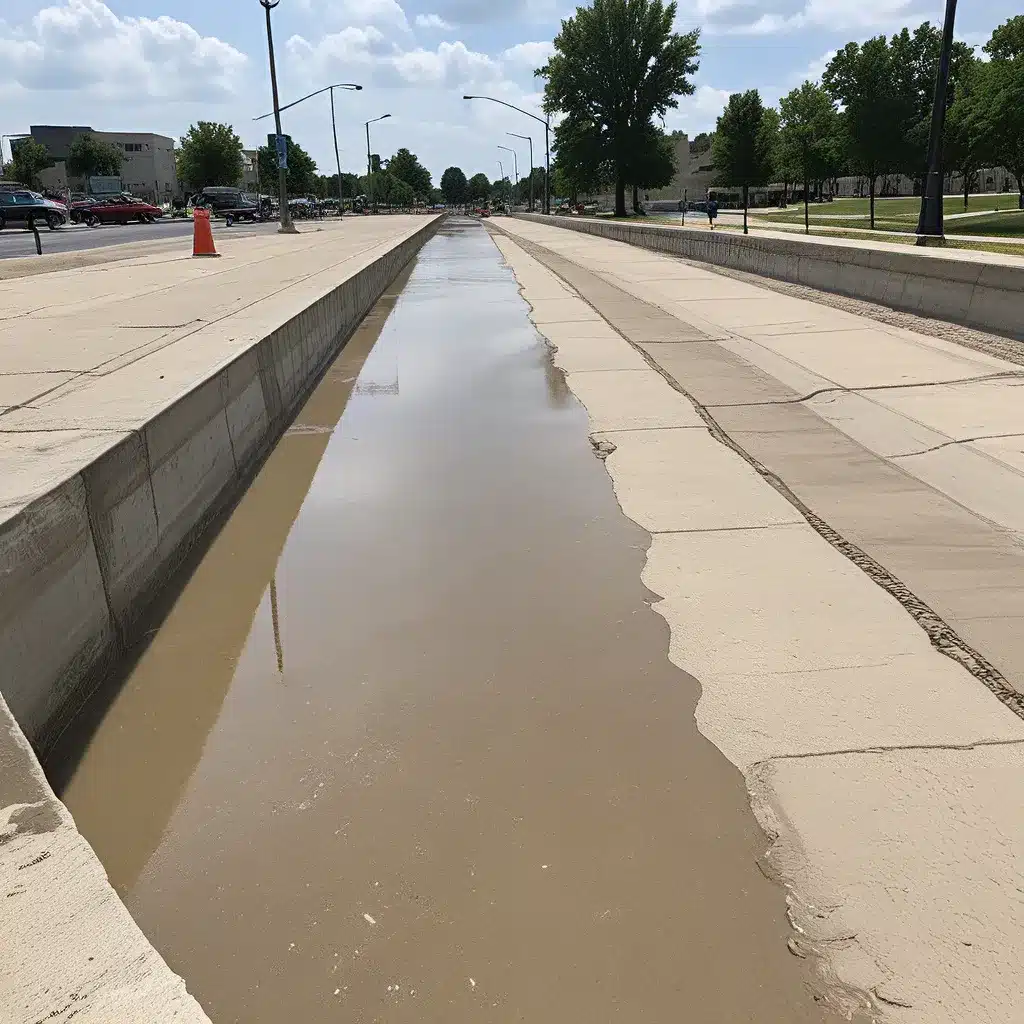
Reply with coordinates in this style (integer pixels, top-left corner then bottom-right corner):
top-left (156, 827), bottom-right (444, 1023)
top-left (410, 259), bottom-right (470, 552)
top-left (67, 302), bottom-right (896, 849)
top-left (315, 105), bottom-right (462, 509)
top-left (512, 214), bottom-right (1023, 340)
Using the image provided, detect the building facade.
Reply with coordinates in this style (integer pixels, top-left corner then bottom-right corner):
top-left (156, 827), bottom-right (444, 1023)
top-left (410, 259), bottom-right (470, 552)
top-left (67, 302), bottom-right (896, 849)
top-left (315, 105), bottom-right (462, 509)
top-left (17, 125), bottom-right (178, 201)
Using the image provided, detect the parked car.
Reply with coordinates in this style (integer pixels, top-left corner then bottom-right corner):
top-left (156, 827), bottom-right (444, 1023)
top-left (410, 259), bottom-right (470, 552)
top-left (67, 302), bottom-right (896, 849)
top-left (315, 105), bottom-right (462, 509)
top-left (77, 194), bottom-right (163, 226)
top-left (0, 189), bottom-right (67, 230)
top-left (192, 187), bottom-right (262, 225)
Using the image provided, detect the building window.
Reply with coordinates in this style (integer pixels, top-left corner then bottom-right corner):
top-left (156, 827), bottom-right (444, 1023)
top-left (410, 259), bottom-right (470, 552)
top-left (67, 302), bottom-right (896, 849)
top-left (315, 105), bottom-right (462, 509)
top-left (123, 143), bottom-right (144, 152)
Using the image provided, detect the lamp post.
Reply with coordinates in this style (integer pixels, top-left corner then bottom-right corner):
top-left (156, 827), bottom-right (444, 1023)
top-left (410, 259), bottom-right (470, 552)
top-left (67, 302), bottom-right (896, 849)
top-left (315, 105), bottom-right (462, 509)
top-left (507, 132), bottom-right (534, 212)
top-left (365, 114), bottom-right (391, 213)
top-left (916, 0), bottom-right (958, 242)
top-left (258, 0), bottom-right (296, 233)
top-left (464, 95), bottom-right (550, 215)
top-left (255, 82), bottom-right (362, 216)
top-left (498, 145), bottom-right (518, 206)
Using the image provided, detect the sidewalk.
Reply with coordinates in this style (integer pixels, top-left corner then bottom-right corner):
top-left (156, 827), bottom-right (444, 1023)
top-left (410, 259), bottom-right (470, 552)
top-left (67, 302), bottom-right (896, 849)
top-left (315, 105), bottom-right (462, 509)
top-left (490, 217), bottom-right (1024, 1023)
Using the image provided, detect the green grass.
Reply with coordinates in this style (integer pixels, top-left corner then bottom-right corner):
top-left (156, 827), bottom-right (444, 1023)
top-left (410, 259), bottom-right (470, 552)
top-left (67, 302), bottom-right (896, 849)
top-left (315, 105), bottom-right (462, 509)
top-left (766, 226), bottom-right (1024, 258)
top-left (759, 194), bottom-right (1022, 222)
top-left (756, 203), bottom-right (1024, 238)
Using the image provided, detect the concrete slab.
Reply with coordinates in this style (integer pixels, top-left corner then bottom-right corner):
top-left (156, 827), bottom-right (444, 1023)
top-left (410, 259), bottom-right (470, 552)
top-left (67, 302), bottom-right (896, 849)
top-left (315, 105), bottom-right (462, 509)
top-left (755, 744), bottom-right (1024, 1024)
top-left (542, 319), bottom-right (650, 371)
top-left (599, 427), bottom-right (803, 533)
top-left (566, 369), bottom-right (705, 432)
top-left (0, 371), bottom-right (76, 410)
top-left (524, 295), bottom-right (602, 324)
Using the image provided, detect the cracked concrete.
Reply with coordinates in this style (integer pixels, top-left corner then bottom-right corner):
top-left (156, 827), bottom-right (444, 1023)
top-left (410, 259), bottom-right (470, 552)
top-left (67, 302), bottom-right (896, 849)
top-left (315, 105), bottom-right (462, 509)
top-left (489, 220), bottom-right (1024, 1023)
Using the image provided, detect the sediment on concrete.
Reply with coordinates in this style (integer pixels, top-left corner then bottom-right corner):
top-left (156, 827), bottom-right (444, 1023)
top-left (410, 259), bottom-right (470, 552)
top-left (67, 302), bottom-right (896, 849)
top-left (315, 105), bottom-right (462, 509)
top-left (512, 213), bottom-right (1023, 341)
top-left (2, 216), bottom-right (442, 754)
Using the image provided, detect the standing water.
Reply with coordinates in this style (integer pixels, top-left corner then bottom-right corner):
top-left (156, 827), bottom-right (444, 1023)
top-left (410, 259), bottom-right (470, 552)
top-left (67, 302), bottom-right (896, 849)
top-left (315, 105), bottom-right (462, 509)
top-left (50, 220), bottom-right (852, 1022)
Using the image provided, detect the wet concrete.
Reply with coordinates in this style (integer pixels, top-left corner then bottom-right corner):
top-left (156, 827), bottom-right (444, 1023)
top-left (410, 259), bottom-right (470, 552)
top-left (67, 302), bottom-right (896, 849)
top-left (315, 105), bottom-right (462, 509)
top-left (51, 220), bottom-right (852, 1022)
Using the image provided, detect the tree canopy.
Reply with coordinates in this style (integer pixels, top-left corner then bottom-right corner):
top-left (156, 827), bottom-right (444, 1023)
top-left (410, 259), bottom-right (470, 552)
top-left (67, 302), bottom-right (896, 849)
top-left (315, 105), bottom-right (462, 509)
top-left (440, 166), bottom-right (469, 206)
top-left (258, 135), bottom-right (318, 196)
top-left (467, 172), bottom-right (491, 204)
top-left (6, 139), bottom-right (51, 188)
top-left (387, 148), bottom-right (432, 200)
top-left (66, 133), bottom-right (123, 180)
top-left (776, 81), bottom-right (842, 202)
top-left (712, 89), bottom-right (776, 232)
top-left (539, 0), bottom-right (700, 216)
top-left (177, 122), bottom-right (243, 191)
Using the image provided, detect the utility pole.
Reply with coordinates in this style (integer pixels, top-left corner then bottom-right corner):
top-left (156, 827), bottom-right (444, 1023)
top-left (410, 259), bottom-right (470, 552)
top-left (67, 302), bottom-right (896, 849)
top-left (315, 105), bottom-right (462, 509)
top-left (365, 114), bottom-right (391, 214)
top-left (916, 0), bottom-right (958, 242)
top-left (258, 0), bottom-right (296, 233)
top-left (498, 145), bottom-right (518, 207)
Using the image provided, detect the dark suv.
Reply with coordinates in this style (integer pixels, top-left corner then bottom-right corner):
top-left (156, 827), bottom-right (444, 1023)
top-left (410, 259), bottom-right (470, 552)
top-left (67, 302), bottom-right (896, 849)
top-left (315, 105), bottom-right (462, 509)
top-left (193, 187), bottom-right (262, 225)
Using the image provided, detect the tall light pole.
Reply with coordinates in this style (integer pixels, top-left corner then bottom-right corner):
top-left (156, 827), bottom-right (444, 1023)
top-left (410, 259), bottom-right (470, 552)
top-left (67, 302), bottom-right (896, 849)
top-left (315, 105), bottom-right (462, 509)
top-left (498, 145), bottom-right (518, 205)
top-left (258, 0), bottom-right (296, 233)
top-left (508, 132), bottom-right (534, 212)
top-left (916, 0), bottom-right (958, 242)
top-left (464, 95), bottom-right (550, 215)
top-left (255, 82), bottom-right (362, 216)
top-left (365, 113), bottom-right (391, 214)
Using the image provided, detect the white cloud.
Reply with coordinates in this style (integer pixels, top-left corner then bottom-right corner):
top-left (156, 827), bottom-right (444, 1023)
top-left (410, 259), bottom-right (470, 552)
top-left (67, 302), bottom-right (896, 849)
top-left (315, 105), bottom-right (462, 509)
top-left (0, 0), bottom-right (247, 100)
top-left (502, 41), bottom-right (554, 69)
top-left (716, 0), bottom-right (926, 35)
top-left (328, 0), bottom-right (410, 30)
top-left (664, 84), bottom-right (732, 133)
top-left (414, 13), bottom-right (454, 30)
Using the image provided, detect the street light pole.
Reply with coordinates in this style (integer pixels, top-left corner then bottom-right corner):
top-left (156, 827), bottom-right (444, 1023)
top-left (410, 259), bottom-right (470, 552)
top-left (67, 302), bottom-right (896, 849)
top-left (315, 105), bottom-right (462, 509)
top-left (508, 132), bottom-right (534, 212)
top-left (498, 145), bottom-right (518, 205)
top-left (365, 114), bottom-right (391, 214)
top-left (464, 95), bottom-right (550, 214)
top-left (259, 0), bottom-right (296, 234)
top-left (254, 83), bottom-right (362, 219)
top-left (916, 0), bottom-right (958, 242)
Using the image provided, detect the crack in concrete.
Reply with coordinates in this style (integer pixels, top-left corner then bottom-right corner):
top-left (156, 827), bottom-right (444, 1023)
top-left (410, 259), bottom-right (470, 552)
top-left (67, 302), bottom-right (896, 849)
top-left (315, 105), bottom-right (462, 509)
top-left (752, 735), bottom-right (1024, 769)
top-left (708, 370), bottom-right (1024, 410)
top-left (890, 431), bottom-right (1024, 459)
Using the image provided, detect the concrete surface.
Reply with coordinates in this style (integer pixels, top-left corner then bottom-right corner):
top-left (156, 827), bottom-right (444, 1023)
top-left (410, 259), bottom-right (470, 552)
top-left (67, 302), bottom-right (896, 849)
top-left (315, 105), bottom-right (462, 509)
top-left (0, 215), bottom-right (441, 1023)
top-left (490, 222), bottom-right (1024, 1022)
top-left (513, 213), bottom-right (1024, 340)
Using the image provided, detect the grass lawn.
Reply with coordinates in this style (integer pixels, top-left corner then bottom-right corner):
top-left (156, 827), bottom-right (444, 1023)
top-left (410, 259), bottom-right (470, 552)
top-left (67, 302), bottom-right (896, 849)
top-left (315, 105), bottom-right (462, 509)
top-left (759, 193), bottom-right (1022, 225)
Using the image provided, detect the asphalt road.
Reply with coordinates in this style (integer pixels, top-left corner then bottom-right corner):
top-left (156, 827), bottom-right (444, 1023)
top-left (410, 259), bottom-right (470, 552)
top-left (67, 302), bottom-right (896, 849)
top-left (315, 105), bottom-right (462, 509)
top-left (0, 218), bottom-right (279, 260)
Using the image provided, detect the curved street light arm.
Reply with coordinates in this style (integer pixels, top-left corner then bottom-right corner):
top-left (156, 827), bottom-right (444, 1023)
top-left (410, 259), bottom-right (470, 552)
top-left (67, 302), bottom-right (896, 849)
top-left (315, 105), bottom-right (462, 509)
top-left (254, 83), bottom-right (362, 121)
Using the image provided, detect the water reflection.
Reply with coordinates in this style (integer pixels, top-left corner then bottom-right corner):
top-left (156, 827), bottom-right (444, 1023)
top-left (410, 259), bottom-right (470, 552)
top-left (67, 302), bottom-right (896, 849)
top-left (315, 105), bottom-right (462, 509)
top-left (46, 265), bottom-right (415, 891)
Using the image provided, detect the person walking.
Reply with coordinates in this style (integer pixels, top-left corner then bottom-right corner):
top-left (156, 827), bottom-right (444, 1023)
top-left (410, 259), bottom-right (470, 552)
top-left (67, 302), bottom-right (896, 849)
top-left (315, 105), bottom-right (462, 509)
top-left (707, 196), bottom-right (718, 231)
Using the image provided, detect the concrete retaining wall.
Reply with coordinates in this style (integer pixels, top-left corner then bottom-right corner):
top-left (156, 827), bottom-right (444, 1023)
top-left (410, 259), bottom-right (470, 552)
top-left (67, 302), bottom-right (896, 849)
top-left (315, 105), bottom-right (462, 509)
top-left (1, 215), bottom-right (442, 752)
top-left (513, 214), bottom-right (1024, 341)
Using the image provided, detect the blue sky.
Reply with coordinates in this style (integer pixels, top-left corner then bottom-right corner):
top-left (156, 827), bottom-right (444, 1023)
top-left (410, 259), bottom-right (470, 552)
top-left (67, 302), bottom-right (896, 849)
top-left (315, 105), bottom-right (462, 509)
top-left (0, 0), bottom-right (1017, 183)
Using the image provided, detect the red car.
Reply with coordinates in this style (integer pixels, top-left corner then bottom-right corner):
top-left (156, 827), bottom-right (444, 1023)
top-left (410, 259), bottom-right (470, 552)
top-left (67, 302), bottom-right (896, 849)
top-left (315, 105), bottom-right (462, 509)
top-left (76, 194), bottom-right (163, 226)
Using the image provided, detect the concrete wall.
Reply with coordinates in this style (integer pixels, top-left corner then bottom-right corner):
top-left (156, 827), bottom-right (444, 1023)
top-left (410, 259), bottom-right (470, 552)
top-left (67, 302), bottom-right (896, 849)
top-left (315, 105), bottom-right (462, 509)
top-left (1, 216), bottom-right (442, 754)
top-left (513, 214), bottom-right (1024, 341)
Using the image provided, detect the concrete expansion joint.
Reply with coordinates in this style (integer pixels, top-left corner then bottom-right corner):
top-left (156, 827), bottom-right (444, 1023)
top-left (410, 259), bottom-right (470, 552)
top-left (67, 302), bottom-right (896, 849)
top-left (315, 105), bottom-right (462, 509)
top-left (506, 229), bottom-right (1024, 725)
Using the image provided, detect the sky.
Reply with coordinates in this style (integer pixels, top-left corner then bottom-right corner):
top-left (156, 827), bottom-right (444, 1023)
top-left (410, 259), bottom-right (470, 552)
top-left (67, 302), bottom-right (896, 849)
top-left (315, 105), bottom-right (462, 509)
top-left (0, 0), bottom-right (1017, 183)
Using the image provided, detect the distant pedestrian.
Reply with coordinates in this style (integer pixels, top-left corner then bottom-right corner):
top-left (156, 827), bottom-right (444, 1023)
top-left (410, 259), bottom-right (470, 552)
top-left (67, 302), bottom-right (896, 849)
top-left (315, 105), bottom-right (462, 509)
top-left (707, 198), bottom-right (718, 230)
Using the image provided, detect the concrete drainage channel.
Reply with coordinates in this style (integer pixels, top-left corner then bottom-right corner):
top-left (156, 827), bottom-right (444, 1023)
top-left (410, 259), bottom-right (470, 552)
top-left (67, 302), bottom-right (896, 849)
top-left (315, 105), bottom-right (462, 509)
top-left (0, 215), bottom-right (443, 1023)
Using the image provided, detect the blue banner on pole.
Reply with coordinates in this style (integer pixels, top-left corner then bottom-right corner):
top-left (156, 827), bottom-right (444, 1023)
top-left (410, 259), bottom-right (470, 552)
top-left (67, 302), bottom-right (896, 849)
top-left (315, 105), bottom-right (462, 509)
top-left (275, 134), bottom-right (288, 170)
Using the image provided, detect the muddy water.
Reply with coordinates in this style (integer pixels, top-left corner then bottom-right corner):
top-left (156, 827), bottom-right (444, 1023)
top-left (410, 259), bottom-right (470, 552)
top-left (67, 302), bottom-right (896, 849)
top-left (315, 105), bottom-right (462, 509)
top-left (52, 220), bottom-right (847, 1023)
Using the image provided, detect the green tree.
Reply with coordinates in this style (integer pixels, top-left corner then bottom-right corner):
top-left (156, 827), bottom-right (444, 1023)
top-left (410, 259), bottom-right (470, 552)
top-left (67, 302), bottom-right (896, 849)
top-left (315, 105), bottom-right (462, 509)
top-left (440, 166), bottom-right (469, 206)
top-left (176, 122), bottom-right (242, 192)
top-left (258, 136), bottom-right (318, 197)
top-left (823, 36), bottom-right (914, 228)
top-left (387, 148), bottom-right (432, 200)
top-left (984, 14), bottom-right (1024, 60)
top-left (712, 89), bottom-right (776, 234)
top-left (7, 139), bottom-right (51, 188)
top-left (974, 38), bottom-right (1024, 204)
top-left (943, 56), bottom-right (992, 209)
top-left (66, 132), bottom-right (124, 182)
top-left (627, 126), bottom-right (677, 212)
top-left (777, 81), bottom-right (841, 229)
top-left (492, 176), bottom-right (513, 205)
top-left (551, 115), bottom-right (610, 204)
top-left (467, 172), bottom-right (491, 204)
top-left (538, 0), bottom-right (700, 217)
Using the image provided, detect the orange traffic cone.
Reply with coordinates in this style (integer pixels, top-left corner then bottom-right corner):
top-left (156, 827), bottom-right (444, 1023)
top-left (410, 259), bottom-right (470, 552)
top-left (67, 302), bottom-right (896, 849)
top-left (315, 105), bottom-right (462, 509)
top-left (192, 208), bottom-right (220, 258)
